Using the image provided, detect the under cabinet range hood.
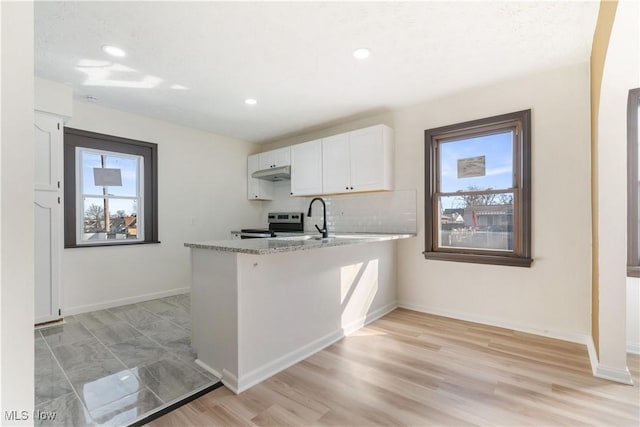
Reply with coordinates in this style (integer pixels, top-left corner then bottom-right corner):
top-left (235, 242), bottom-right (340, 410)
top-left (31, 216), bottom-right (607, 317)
top-left (251, 165), bottom-right (291, 181)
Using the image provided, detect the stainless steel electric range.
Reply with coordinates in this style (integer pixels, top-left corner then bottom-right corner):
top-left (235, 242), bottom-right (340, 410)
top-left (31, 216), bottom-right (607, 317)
top-left (233, 212), bottom-right (304, 239)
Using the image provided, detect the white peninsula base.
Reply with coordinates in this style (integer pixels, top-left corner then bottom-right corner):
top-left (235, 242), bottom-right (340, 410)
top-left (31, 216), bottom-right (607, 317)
top-left (189, 239), bottom-right (399, 394)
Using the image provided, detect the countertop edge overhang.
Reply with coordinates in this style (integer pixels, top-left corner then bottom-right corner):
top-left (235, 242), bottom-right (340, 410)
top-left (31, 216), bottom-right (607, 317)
top-left (184, 233), bottom-right (416, 255)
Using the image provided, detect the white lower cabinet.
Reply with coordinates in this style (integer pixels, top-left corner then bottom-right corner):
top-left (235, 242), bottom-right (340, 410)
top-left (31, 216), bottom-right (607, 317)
top-left (290, 139), bottom-right (323, 195)
top-left (247, 154), bottom-right (273, 200)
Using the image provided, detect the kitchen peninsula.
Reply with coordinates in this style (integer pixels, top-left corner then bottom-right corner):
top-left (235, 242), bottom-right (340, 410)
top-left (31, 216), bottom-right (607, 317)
top-left (185, 233), bottom-right (413, 393)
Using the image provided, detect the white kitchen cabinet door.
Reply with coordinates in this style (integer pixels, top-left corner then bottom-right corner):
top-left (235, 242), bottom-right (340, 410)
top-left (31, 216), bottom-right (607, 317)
top-left (34, 112), bottom-right (63, 324)
top-left (247, 154), bottom-right (273, 200)
top-left (349, 125), bottom-right (393, 192)
top-left (258, 146), bottom-right (291, 170)
top-left (321, 132), bottom-right (350, 194)
top-left (321, 125), bottom-right (393, 195)
top-left (272, 146), bottom-right (291, 167)
top-left (291, 139), bottom-right (323, 195)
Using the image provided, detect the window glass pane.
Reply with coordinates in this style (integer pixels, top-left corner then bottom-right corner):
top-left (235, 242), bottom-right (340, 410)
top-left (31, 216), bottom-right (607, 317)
top-left (81, 151), bottom-right (103, 195)
top-left (82, 197), bottom-right (139, 242)
top-left (104, 155), bottom-right (139, 197)
top-left (440, 131), bottom-right (513, 193)
top-left (438, 193), bottom-right (514, 251)
top-left (81, 150), bottom-right (140, 197)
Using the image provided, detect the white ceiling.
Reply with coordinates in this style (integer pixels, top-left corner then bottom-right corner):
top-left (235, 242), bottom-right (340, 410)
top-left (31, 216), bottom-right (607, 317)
top-left (35, 1), bottom-right (599, 144)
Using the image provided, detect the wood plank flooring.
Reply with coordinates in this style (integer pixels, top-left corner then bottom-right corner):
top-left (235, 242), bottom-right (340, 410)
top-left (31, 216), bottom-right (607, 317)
top-left (147, 309), bottom-right (640, 426)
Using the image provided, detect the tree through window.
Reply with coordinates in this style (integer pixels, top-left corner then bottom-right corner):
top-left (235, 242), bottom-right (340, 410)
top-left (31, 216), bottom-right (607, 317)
top-left (424, 110), bottom-right (532, 267)
top-left (64, 128), bottom-right (159, 247)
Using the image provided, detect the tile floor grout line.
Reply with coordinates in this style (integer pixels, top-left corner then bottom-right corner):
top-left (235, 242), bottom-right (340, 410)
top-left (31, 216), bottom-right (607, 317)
top-left (36, 294), bottom-right (209, 426)
top-left (108, 297), bottom-right (190, 333)
top-left (39, 330), bottom-right (95, 424)
top-left (111, 310), bottom-right (209, 379)
top-left (99, 296), bottom-right (215, 392)
top-left (105, 298), bottom-right (208, 372)
top-left (79, 320), bottom-right (168, 407)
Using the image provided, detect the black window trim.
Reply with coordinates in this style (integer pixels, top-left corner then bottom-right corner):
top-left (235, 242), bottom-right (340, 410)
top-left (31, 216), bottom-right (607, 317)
top-left (424, 109), bottom-right (532, 267)
top-left (628, 88), bottom-right (640, 277)
top-left (64, 127), bottom-right (159, 248)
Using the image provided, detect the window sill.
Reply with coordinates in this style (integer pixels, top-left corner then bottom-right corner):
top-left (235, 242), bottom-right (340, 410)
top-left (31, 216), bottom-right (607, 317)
top-left (627, 265), bottom-right (640, 278)
top-left (423, 251), bottom-right (533, 267)
top-left (65, 240), bottom-right (161, 249)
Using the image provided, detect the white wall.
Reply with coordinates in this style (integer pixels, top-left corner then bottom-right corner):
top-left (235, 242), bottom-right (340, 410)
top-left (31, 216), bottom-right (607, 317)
top-left (396, 63), bottom-right (593, 343)
top-left (596, 0), bottom-right (639, 381)
top-left (627, 277), bottom-right (640, 354)
top-left (35, 77), bottom-right (72, 118)
top-left (0, 1), bottom-right (35, 423)
top-left (265, 63), bottom-right (593, 343)
top-left (63, 100), bottom-right (262, 314)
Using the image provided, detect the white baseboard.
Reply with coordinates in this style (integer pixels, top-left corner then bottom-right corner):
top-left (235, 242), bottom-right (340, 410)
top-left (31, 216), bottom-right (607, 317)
top-left (627, 341), bottom-right (640, 355)
top-left (222, 369), bottom-right (239, 394)
top-left (233, 303), bottom-right (398, 394)
top-left (195, 359), bottom-right (222, 380)
top-left (401, 305), bottom-right (636, 386)
top-left (595, 363), bottom-right (634, 385)
top-left (398, 302), bottom-right (591, 345)
top-left (64, 287), bottom-right (190, 316)
top-left (342, 302), bottom-right (398, 336)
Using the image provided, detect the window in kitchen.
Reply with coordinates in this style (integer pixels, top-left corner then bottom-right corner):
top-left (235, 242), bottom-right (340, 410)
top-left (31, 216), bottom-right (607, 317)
top-left (424, 110), bottom-right (532, 267)
top-left (63, 128), bottom-right (159, 247)
top-left (628, 88), bottom-right (640, 277)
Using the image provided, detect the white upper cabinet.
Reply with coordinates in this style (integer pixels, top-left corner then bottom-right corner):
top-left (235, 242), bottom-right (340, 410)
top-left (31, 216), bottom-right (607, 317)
top-left (259, 146), bottom-right (291, 169)
top-left (322, 124), bottom-right (394, 194)
top-left (249, 124), bottom-right (393, 198)
top-left (290, 139), bottom-right (323, 196)
top-left (247, 154), bottom-right (273, 200)
top-left (321, 132), bottom-right (350, 193)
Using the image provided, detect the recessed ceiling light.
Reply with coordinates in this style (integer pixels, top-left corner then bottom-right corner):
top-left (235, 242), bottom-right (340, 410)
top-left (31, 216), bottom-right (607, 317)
top-left (102, 45), bottom-right (126, 58)
top-left (170, 84), bottom-right (188, 90)
top-left (245, 98), bottom-right (257, 105)
top-left (353, 48), bottom-right (371, 60)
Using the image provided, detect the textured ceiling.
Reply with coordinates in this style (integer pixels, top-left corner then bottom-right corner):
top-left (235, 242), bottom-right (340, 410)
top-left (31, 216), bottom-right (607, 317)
top-left (35, 1), bottom-right (599, 143)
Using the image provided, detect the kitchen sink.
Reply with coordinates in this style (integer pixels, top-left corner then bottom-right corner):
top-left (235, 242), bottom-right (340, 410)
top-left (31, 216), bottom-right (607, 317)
top-left (272, 234), bottom-right (385, 242)
top-left (273, 235), bottom-right (332, 241)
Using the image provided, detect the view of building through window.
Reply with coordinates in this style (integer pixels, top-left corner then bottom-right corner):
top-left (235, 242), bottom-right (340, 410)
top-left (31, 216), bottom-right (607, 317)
top-left (437, 131), bottom-right (515, 251)
top-left (424, 110), bottom-right (531, 267)
top-left (78, 148), bottom-right (143, 243)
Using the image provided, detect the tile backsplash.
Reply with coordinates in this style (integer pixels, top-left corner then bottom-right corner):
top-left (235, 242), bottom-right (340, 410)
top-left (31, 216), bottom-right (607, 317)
top-left (261, 183), bottom-right (417, 234)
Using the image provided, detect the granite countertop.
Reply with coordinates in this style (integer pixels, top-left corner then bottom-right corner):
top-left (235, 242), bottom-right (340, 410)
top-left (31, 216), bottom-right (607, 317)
top-left (184, 233), bottom-right (416, 255)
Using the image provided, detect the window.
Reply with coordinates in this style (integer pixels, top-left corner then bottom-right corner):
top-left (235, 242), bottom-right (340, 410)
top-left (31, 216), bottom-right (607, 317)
top-left (64, 128), bottom-right (159, 247)
top-left (424, 110), bottom-right (532, 267)
top-left (628, 88), bottom-right (640, 277)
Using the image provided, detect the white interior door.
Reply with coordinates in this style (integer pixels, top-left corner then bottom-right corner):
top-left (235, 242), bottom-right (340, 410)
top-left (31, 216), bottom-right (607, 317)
top-left (34, 112), bottom-right (62, 324)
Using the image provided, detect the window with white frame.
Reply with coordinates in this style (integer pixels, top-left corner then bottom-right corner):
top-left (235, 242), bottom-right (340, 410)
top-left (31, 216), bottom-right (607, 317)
top-left (64, 128), bottom-right (158, 247)
top-left (424, 110), bottom-right (532, 267)
top-left (76, 148), bottom-right (144, 244)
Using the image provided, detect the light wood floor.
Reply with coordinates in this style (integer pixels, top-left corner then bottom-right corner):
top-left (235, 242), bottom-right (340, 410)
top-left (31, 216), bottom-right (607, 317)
top-left (147, 309), bottom-right (640, 426)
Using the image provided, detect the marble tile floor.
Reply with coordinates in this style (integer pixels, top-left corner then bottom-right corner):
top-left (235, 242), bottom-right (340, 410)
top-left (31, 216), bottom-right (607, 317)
top-left (34, 293), bottom-right (219, 427)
